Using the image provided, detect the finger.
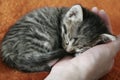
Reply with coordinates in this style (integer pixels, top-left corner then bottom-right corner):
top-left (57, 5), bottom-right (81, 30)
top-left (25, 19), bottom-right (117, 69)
top-left (105, 34), bottom-right (120, 56)
top-left (91, 7), bottom-right (99, 14)
top-left (95, 35), bottom-right (120, 58)
top-left (91, 7), bottom-right (112, 33)
top-left (98, 10), bottom-right (112, 33)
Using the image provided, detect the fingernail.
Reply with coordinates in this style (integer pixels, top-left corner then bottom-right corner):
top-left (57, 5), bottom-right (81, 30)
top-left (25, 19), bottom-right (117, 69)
top-left (99, 9), bottom-right (106, 14)
top-left (92, 7), bottom-right (98, 12)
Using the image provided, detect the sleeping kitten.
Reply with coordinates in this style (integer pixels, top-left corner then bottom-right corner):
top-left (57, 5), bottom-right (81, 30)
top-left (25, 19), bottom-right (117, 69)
top-left (1, 5), bottom-right (116, 72)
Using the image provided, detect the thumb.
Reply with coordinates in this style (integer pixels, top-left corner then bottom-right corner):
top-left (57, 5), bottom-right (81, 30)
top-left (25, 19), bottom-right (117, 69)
top-left (104, 35), bottom-right (120, 57)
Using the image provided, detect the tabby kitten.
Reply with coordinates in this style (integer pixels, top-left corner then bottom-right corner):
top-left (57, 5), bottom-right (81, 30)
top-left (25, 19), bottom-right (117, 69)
top-left (1, 5), bottom-right (116, 72)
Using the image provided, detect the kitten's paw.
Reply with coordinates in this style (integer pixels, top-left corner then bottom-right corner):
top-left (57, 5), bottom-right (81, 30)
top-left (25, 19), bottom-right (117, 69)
top-left (75, 47), bottom-right (91, 56)
top-left (100, 34), bottom-right (116, 42)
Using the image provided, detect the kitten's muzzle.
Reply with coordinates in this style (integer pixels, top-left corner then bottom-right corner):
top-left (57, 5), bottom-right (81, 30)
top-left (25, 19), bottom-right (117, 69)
top-left (66, 48), bottom-right (75, 53)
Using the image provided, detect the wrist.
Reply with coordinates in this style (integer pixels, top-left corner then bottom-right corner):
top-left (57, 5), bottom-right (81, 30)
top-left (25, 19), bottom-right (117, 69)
top-left (44, 62), bottom-right (88, 80)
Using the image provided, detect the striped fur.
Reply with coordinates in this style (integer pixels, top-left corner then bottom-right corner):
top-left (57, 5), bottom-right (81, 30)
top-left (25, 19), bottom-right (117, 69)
top-left (61, 5), bottom-right (115, 53)
top-left (1, 5), bottom-right (115, 72)
top-left (1, 7), bottom-right (70, 72)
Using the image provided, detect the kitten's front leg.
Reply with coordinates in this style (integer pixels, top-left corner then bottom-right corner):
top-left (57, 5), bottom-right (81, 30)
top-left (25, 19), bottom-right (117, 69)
top-left (92, 34), bottom-right (117, 46)
top-left (100, 34), bottom-right (116, 42)
top-left (75, 34), bottom-right (116, 57)
top-left (75, 47), bottom-right (91, 56)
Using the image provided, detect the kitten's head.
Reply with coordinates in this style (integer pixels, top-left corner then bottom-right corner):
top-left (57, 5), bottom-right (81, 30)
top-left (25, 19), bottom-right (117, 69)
top-left (61, 5), bottom-right (116, 53)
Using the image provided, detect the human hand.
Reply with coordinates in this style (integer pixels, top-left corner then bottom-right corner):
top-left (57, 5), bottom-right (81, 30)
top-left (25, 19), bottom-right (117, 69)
top-left (45, 7), bottom-right (120, 80)
top-left (91, 7), bottom-right (112, 33)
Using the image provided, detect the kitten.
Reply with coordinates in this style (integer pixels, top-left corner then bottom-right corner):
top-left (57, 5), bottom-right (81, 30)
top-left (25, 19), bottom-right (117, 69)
top-left (1, 5), bottom-right (116, 72)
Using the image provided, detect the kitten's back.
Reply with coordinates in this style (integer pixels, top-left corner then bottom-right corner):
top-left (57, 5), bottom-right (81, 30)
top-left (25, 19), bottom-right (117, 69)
top-left (1, 7), bottom-right (69, 72)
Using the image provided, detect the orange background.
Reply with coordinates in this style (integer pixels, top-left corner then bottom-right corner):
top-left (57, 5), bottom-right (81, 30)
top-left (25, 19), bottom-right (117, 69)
top-left (0, 0), bottom-right (120, 80)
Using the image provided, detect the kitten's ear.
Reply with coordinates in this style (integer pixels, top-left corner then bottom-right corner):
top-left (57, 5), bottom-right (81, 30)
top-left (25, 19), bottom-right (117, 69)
top-left (64, 5), bottom-right (83, 24)
top-left (100, 34), bottom-right (116, 43)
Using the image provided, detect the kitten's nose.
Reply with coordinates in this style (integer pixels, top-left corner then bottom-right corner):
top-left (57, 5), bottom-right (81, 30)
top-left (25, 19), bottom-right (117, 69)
top-left (66, 48), bottom-right (75, 53)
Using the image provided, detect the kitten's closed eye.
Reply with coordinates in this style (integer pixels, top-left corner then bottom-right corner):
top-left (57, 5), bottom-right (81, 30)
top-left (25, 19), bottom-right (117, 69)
top-left (66, 42), bottom-right (69, 45)
top-left (72, 37), bottom-right (78, 45)
top-left (73, 37), bottom-right (78, 41)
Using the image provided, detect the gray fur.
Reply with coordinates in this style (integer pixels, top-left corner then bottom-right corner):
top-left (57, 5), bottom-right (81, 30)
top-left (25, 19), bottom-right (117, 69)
top-left (1, 5), bottom-right (114, 72)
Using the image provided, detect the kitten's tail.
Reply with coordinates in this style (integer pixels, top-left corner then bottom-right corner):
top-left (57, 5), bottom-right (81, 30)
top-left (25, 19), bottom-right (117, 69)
top-left (38, 49), bottom-right (69, 63)
top-left (2, 49), bottom-right (70, 72)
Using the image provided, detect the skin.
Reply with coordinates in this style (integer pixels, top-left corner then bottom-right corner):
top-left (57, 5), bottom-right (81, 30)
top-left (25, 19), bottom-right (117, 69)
top-left (45, 7), bottom-right (120, 80)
